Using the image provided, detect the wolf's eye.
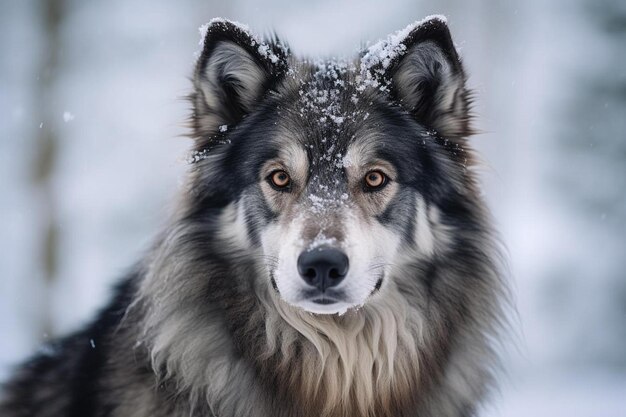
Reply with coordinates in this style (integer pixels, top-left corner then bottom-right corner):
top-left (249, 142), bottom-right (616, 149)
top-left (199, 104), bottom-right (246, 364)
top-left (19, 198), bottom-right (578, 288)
top-left (268, 170), bottom-right (291, 190)
top-left (364, 170), bottom-right (388, 191)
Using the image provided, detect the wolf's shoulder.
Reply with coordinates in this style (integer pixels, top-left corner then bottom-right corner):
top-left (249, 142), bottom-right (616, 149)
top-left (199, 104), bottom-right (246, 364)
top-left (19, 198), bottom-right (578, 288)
top-left (0, 273), bottom-right (154, 417)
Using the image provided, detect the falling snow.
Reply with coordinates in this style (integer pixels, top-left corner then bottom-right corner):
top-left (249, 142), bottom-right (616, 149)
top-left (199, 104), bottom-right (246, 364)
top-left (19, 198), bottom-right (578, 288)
top-left (63, 111), bottom-right (75, 122)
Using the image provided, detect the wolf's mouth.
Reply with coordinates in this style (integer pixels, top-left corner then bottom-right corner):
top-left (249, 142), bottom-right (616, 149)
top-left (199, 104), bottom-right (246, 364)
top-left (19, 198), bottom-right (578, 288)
top-left (270, 267), bottom-right (385, 313)
top-left (301, 287), bottom-right (346, 300)
top-left (312, 297), bottom-right (338, 305)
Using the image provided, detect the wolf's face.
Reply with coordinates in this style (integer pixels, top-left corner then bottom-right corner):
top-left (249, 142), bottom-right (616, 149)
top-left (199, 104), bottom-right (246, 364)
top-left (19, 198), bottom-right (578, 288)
top-left (255, 105), bottom-right (407, 315)
top-left (188, 18), bottom-right (472, 315)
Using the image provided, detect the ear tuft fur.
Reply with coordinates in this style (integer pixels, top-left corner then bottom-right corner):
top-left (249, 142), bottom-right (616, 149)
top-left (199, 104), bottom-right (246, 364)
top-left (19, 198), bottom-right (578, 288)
top-left (362, 17), bottom-right (472, 139)
top-left (190, 19), bottom-right (289, 140)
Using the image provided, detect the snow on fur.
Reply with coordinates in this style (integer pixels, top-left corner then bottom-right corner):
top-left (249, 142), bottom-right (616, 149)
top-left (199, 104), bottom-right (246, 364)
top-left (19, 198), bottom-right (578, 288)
top-left (358, 15), bottom-right (448, 92)
top-left (196, 18), bottom-right (282, 65)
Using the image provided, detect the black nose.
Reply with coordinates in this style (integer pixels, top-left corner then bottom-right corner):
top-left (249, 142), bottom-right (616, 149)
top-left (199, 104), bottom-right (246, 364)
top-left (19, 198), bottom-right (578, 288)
top-left (297, 248), bottom-right (349, 291)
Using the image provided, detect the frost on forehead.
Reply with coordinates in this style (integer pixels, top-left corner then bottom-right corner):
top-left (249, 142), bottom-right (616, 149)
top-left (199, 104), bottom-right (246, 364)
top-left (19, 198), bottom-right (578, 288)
top-left (295, 59), bottom-right (370, 159)
top-left (294, 59), bottom-right (362, 173)
top-left (297, 59), bottom-right (352, 128)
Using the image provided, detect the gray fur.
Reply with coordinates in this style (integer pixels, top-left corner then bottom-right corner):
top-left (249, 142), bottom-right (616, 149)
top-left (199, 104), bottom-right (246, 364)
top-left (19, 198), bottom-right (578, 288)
top-left (394, 41), bottom-right (469, 138)
top-left (1, 17), bottom-right (509, 417)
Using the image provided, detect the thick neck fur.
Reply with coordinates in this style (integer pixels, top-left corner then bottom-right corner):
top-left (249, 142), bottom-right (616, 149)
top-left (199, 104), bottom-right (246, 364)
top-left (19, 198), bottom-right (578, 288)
top-left (137, 209), bottom-right (502, 417)
top-left (255, 287), bottom-right (424, 417)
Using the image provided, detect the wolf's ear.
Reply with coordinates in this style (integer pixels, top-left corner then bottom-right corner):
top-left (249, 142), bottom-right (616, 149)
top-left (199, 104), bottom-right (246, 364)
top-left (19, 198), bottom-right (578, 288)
top-left (191, 19), bottom-right (288, 138)
top-left (368, 17), bottom-right (471, 139)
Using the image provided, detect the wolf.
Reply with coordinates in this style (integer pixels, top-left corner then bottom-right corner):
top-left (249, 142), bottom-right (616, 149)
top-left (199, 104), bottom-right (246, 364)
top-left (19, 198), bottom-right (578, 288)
top-left (0, 16), bottom-right (507, 417)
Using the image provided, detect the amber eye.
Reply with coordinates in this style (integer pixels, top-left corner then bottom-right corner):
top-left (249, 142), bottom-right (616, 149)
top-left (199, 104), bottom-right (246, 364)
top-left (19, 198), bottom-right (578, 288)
top-left (364, 170), bottom-right (388, 191)
top-left (269, 170), bottom-right (291, 190)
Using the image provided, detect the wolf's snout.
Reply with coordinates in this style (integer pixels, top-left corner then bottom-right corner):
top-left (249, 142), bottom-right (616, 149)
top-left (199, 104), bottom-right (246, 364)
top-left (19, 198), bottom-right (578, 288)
top-left (297, 248), bottom-right (349, 291)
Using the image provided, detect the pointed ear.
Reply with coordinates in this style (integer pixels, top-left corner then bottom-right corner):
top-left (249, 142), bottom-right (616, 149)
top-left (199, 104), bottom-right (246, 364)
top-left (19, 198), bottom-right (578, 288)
top-left (191, 19), bottom-right (288, 139)
top-left (366, 17), bottom-right (472, 139)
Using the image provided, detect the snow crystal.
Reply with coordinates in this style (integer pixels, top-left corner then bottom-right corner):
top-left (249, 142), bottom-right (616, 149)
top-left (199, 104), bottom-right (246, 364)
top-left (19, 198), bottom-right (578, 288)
top-left (90, 339), bottom-right (95, 348)
top-left (308, 232), bottom-right (337, 250)
top-left (187, 149), bottom-right (210, 163)
top-left (39, 122), bottom-right (43, 129)
top-left (258, 44), bottom-right (279, 64)
top-left (218, 124), bottom-right (228, 132)
top-left (63, 111), bottom-right (75, 122)
top-left (198, 23), bottom-right (210, 46)
top-left (341, 154), bottom-right (353, 168)
top-left (329, 115), bottom-right (344, 125)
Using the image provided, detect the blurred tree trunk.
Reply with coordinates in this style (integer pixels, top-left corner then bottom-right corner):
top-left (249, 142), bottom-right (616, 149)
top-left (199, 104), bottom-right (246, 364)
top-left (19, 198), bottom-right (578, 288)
top-left (32, 0), bottom-right (64, 338)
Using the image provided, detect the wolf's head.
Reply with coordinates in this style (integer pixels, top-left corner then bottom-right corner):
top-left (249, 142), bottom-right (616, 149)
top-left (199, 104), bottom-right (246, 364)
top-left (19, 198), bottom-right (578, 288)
top-left (187, 17), bottom-right (474, 315)
top-left (139, 18), bottom-right (505, 417)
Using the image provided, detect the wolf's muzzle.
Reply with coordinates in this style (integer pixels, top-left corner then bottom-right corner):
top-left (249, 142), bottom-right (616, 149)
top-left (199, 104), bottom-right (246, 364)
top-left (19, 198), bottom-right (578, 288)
top-left (297, 247), bottom-right (349, 293)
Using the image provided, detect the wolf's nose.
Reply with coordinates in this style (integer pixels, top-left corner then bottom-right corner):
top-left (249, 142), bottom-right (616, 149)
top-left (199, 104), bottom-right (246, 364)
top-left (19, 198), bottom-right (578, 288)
top-left (297, 248), bottom-right (349, 291)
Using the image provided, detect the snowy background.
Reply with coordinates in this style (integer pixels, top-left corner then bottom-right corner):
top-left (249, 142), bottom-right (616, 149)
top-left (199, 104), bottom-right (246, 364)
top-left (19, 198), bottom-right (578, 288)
top-left (1, 0), bottom-right (625, 415)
